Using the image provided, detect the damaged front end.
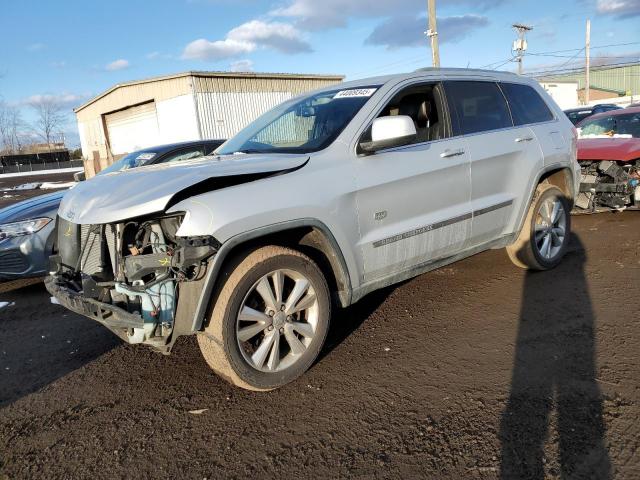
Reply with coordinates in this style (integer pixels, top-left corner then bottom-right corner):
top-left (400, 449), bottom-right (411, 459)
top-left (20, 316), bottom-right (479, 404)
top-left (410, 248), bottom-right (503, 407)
top-left (575, 160), bottom-right (640, 212)
top-left (45, 214), bottom-right (218, 353)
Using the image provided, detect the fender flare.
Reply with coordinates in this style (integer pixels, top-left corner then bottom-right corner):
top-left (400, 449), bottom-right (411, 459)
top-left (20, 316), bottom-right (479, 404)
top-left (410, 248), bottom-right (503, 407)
top-left (188, 218), bottom-right (353, 333)
top-left (514, 163), bottom-right (576, 237)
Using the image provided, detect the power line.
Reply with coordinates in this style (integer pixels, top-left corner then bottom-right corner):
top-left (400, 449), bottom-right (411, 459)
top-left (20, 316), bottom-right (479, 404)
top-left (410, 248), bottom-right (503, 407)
top-left (528, 52), bottom-right (640, 59)
top-left (350, 54), bottom-right (428, 78)
top-left (527, 41), bottom-right (640, 55)
top-left (350, 38), bottom-right (640, 80)
top-left (524, 60), bottom-right (640, 76)
top-left (491, 57), bottom-right (516, 71)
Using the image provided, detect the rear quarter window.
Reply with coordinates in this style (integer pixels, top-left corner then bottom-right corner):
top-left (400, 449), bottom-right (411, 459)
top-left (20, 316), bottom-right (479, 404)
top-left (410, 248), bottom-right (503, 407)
top-left (501, 83), bottom-right (554, 125)
top-left (445, 81), bottom-right (512, 135)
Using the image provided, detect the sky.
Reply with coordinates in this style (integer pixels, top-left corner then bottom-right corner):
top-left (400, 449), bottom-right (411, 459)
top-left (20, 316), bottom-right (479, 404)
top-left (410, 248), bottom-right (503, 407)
top-left (1, 0), bottom-right (639, 148)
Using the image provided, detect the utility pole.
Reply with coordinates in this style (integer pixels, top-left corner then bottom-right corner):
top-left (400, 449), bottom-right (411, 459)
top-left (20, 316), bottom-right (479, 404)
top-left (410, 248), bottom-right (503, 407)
top-left (585, 19), bottom-right (591, 105)
top-left (426, 0), bottom-right (440, 68)
top-left (512, 23), bottom-right (532, 75)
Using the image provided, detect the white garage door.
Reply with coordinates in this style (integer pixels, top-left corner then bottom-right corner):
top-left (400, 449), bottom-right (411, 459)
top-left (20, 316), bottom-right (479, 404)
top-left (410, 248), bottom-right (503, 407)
top-left (105, 102), bottom-right (160, 155)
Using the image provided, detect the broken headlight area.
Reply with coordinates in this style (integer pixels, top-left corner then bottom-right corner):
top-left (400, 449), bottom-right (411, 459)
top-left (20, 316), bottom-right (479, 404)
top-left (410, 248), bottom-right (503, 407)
top-left (52, 214), bottom-right (219, 347)
top-left (575, 160), bottom-right (640, 212)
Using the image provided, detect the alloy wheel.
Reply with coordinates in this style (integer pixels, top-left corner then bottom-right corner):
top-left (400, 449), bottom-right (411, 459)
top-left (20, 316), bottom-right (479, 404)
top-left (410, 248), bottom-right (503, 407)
top-left (236, 269), bottom-right (319, 373)
top-left (534, 196), bottom-right (567, 260)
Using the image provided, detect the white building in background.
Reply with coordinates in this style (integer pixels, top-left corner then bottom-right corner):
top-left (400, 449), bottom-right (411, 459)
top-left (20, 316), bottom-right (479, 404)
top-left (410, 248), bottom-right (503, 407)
top-left (538, 80), bottom-right (580, 110)
top-left (74, 71), bottom-right (344, 176)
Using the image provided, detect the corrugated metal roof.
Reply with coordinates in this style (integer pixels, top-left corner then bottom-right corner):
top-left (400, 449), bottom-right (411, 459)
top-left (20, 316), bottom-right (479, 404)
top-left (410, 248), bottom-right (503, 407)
top-left (74, 71), bottom-right (345, 113)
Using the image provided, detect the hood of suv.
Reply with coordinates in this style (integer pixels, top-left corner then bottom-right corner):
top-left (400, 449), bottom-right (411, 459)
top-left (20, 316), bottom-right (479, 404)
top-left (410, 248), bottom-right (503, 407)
top-left (58, 153), bottom-right (309, 225)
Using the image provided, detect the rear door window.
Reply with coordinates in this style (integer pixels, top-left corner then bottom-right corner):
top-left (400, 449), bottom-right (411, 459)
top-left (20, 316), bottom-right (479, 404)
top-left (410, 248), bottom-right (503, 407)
top-left (500, 83), bottom-right (554, 125)
top-left (444, 81), bottom-right (512, 135)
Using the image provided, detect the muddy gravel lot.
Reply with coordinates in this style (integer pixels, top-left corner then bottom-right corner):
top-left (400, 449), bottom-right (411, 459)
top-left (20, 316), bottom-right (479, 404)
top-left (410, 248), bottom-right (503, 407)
top-left (0, 213), bottom-right (638, 479)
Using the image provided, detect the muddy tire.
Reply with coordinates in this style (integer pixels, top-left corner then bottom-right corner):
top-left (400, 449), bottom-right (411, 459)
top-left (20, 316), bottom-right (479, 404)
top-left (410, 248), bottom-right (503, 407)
top-left (198, 245), bottom-right (331, 391)
top-left (507, 184), bottom-right (571, 270)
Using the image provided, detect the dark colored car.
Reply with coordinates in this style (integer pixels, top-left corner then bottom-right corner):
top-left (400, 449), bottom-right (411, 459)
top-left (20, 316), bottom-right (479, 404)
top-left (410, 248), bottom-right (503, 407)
top-left (564, 103), bottom-right (623, 125)
top-left (0, 139), bottom-right (224, 280)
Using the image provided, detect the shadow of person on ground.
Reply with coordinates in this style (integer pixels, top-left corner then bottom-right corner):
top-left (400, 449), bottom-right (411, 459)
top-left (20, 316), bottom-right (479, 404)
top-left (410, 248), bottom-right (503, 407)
top-left (0, 282), bottom-right (119, 407)
top-left (500, 235), bottom-right (611, 479)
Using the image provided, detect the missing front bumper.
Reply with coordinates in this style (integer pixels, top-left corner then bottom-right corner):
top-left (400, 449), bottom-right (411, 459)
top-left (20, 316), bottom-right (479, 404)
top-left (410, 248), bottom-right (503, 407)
top-left (45, 275), bottom-right (144, 330)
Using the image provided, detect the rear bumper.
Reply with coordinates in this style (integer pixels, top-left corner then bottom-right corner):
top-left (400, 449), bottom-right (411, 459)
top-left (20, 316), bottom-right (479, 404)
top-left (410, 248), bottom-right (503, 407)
top-left (45, 274), bottom-right (144, 330)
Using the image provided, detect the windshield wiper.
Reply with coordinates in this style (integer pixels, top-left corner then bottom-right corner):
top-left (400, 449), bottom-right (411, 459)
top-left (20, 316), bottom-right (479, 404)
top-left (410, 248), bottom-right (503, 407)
top-left (234, 149), bottom-right (269, 154)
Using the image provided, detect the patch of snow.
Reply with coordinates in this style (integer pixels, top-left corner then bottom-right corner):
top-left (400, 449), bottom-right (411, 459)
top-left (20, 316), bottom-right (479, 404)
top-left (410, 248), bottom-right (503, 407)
top-left (50, 297), bottom-right (61, 305)
top-left (0, 301), bottom-right (15, 309)
top-left (39, 181), bottom-right (75, 190)
top-left (8, 182), bottom-right (41, 191)
top-left (0, 167), bottom-right (83, 178)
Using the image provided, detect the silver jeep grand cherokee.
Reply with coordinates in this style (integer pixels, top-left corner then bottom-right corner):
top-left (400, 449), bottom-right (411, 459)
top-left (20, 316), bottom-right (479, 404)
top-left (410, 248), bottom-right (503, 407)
top-left (47, 69), bottom-right (579, 390)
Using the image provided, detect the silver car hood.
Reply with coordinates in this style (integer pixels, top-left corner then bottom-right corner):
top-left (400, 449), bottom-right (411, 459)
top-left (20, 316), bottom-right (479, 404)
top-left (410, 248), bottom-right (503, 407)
top-left (58, 153), bottom-right (309, 225)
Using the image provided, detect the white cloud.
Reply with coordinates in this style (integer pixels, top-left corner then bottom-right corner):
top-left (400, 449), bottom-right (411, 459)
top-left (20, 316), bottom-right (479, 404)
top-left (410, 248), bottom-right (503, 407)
top-left (596, 0), bottom-right (640, 16)
top-left (182, 20), bottom-right (311, 61)
top-left (105, 59), bottom-right (130, 71)
top-left (183, 38), bottom-right (254, 60)
top-left (146, 51), bottom-right (161, 59)
top-left (230, 59), bottom-right (254, 72)
top-left (50, 61), bottom-right (67, 68)
top-left (271, 0), bottom-right (502, 30)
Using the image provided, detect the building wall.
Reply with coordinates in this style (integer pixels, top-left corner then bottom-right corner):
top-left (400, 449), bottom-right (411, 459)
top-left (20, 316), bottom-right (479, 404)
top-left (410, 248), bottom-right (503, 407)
top-left (196, 91), bottom-right (293, 139)
top-left (192, 74), bottom-right (342, 139)
top-left (539, 81), bottom-right (579, 109)
top-left (75, 75), bottom-right (192, 122)
top-left (156, 94), bottom-right (200, 143)
top-left (536, 63), bottom-right (640, 99)
top-left (74, 72), bottom-right (344, 172)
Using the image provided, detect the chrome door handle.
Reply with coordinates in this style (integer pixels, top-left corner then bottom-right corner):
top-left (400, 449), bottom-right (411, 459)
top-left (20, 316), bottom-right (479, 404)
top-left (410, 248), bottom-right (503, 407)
top-left (515, 136), bottom-right (533, 143)
top-left (440, 148), bottom-right (465, 158)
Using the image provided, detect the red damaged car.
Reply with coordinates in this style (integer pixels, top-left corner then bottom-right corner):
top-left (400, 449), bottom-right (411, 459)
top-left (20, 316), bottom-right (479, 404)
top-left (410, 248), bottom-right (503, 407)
top-left (575, 106), bottom-right (640, 211)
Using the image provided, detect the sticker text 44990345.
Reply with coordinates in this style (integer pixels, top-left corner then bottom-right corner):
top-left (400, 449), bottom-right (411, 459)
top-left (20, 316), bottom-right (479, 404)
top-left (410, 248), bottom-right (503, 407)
top-left (333, 88), bottom-right (377, 99)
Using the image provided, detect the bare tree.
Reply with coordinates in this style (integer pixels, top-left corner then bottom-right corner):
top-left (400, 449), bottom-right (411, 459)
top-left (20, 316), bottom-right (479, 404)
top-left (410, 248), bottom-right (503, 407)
top-left (29, 96), bottom-right (68, 148)
top-left (0, 101), bottom-right (26, 153)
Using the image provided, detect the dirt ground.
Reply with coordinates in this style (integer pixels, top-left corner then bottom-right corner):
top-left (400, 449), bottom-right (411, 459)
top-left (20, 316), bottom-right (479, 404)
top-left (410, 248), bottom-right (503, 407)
top-left (0, 171), bottom-right (77, 209)
top-left (0, 213), bottom-right (638, 479)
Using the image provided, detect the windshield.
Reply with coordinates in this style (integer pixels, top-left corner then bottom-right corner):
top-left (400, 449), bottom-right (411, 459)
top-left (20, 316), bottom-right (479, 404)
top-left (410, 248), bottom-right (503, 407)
top-left (216, 87), bottom-right (379, 155)
top-left (578, 112), bottom-right (640, 139)
top-left (98, 151), bottom-right (157, 175)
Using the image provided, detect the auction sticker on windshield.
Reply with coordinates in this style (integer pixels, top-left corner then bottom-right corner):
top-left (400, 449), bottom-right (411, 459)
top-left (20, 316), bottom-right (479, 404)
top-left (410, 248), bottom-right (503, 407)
top-left (334, 88), bottom-right (377, 99)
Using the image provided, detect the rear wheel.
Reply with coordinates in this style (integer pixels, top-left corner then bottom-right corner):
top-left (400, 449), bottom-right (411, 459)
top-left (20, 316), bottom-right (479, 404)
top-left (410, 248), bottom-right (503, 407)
top-left (198, 246), bottom-right (331, 391)
top-left (507, 184), bottom-right (571, 270)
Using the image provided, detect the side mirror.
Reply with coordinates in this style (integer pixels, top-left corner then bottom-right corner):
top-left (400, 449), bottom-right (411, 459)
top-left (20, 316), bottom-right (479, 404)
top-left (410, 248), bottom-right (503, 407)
top-left (73, 171), bottom-right (86, 182)
top-left (359, 115), bottom-right (417, 154)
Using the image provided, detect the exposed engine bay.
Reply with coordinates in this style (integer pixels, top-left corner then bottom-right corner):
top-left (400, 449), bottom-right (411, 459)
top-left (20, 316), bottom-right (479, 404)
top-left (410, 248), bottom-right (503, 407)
top-left (575, 160), bottom-right (640, 212)
top-left (49, 215), bottom-right (219, 350)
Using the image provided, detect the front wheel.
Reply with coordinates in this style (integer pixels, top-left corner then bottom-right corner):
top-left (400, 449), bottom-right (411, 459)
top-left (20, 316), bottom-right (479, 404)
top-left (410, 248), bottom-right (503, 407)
top-left (198, 246), bottom-right (331, 391)
top-left (507, 184), bottom-right (571, 270)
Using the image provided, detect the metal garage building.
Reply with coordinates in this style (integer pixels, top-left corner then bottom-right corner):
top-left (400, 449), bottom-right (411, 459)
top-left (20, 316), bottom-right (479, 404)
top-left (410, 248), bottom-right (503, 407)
top-left (74, 71), bottom-right (344, 175)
